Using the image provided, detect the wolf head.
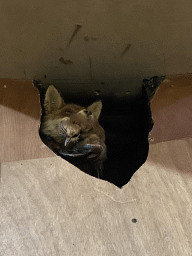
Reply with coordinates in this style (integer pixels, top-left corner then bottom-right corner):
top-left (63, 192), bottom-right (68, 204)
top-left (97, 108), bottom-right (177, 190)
top-left (39, 85), bottom-right (105, 159)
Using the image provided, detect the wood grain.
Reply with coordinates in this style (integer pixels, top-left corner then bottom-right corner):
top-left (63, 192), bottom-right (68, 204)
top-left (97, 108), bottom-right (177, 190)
top-left (0, 79), bottom-right (40, 119)
top-left (150, 95), bottom-right (192, 144)
top-left (1, 138), bottom-right (192, 255)
top-left (150, 74), bottom-right (192, 144)
top-left (0, 79), bottom-right (54, 162)
top-left (151, 74), bottom-right (192, 113)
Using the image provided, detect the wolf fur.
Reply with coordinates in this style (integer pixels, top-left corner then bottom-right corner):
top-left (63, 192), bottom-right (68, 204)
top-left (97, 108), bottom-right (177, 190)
top-left (39, 85), bottom-right (107, 177)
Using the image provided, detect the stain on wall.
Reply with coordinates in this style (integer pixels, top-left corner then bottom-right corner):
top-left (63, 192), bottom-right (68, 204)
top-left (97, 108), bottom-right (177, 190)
top-left (66, 24), bottom-right (82, 48)
top-left (59, 57), bottom-right (73, 65)
top-left (120, 44), bottom-right (131, 58)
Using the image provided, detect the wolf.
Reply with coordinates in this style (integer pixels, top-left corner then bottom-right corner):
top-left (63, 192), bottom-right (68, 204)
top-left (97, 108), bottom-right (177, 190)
top-left (39, 85), bottom-right (107, 177)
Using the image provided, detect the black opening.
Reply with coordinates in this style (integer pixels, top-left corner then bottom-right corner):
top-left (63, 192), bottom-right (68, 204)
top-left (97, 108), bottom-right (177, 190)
top-left (34, 76), bottom-right (164, 188)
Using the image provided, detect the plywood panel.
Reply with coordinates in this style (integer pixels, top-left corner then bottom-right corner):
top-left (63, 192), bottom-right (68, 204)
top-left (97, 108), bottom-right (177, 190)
top-left (150, 95), bottom-right (192, 144)
top-left (1, 0), bottom-right (192, 80)
top-left (151, 74), bottom-right (192, 113)
top-left (1, 138), bottom-right (192, 255)
top-left (0, 79), bottom-right (39, 119)
top-left (0, 79), bottom-right (54, 162)
top-left (150, 75), bottom-right (192, 144)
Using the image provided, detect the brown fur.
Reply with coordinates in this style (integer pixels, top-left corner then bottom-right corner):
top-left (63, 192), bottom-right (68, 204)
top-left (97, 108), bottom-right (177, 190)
top-left (39, 85), bottom-right (106, 177)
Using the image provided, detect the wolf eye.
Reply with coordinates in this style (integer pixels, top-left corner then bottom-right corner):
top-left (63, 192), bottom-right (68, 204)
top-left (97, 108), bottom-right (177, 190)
top-left (73, 133), bottom-right (79, 138)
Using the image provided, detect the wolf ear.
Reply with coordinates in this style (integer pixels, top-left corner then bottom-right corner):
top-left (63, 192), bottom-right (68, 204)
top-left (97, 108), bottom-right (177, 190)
top-left (87, 101), bottom-right (102, 120)
top-left (44, 85), bottom-right (64, 113)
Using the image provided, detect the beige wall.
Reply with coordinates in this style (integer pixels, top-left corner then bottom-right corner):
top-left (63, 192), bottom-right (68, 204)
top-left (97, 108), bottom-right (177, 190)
top-left (1, 0), bottom-right (192, 82)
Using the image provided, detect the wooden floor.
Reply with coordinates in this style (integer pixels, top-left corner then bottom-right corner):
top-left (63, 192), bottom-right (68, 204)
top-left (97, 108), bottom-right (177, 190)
top-left (1, 76), bottom-right (192, 255)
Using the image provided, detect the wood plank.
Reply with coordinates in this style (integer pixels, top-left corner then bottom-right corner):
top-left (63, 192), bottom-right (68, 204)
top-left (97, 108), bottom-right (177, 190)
top-left (150, 95), bottom-right (192, 144)
top-left (0, 79), bottom-right (54, 162)
top-left (151, 74), bottom-right (192, 113)
top-left (1, 138), bottom-right (192, 255)
top-left (150, 74), bottom-right (192, 144)
top-left (0, 79), bottom-right (40, 119)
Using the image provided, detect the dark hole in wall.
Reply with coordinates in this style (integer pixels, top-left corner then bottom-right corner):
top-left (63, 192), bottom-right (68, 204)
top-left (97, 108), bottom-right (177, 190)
top-left (33, 76), bottom-right (164, 188)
